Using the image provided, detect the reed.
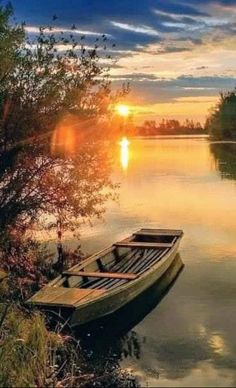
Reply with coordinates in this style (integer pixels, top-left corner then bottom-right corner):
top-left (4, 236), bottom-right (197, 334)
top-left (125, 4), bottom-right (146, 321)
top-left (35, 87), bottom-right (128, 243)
top-left (0, 305), bottom-right (65, 387)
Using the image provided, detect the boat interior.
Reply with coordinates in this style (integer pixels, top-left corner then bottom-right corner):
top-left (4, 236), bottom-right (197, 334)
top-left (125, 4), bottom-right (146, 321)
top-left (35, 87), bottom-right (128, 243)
top-left (56, 229), bottom-right (182, 292)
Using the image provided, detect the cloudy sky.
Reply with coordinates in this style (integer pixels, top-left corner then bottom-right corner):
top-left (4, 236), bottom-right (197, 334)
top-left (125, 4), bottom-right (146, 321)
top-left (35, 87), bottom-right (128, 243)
top-left (10, 0), bottom-right (236, 123)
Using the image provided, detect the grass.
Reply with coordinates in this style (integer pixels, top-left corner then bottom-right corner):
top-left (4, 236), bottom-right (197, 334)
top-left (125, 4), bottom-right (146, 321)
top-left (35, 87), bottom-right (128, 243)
top-left (0, 305), bottom-right (65, 387)
top-left (0, 304), bottom-right (139, 387)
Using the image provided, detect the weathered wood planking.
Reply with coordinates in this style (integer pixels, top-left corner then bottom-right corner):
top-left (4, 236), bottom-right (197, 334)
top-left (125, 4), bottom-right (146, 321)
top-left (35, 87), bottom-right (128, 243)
top-left (29, 287), bottom-right (106, 306)
top-left (115, 242), bottom-right (173, 248)
top-left (136, 229), bottom-right (183, 236)
top-left (63, 270), bottom-right (137, 280)
top-left (50, 288), bottom-right (106, 306)
top-left (29, 287), bottom-right (71, 304)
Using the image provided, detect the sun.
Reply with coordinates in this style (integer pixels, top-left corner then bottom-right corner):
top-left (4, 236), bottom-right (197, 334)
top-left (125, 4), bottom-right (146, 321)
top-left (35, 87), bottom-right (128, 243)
top-left (116, 104), bottom-right (130, 117)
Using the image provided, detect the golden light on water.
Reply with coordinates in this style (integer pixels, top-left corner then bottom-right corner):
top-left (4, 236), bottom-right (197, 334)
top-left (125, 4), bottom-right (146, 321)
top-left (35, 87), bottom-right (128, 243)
top-left (119, 136), bottom-right (130, 171)
top-left (116, 104), bottom-right (130, 117)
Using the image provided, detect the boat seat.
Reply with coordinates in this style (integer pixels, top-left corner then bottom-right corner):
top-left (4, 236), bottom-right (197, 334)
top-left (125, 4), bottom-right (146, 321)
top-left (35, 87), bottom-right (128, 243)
top-left (134, 229), bottom-right (183, 236)
top-left (63, 270), bottom-right (137, 280)
top-left (114, 242), bottom-right (172, 248)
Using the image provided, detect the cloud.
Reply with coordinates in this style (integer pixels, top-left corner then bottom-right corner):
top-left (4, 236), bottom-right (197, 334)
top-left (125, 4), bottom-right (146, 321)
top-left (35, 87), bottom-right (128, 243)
top-left (173, 36), bottom-right (203, 45)
top-left (111, 21), bottom-right (159, 37)
top-left (110, 75), bottom-right (236, 105)
top-left (184, 0), bottom-right (236, 6)
top-left (113, 74), bottom-right (236, 87)
top-left (152, 1), bottom-right (209, 17)
top-left (25, 25), bottom-right (110, 37)
top-left (157, 46), bottom-right (192, 54)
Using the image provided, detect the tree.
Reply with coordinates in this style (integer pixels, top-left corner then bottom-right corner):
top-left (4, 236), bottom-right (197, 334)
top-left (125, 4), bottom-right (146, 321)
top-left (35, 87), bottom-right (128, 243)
top-left (0, 23), bottom-right (114, 151)
top-left (205, 90), bottom-right (236, 140)
top-left (0, 5), bottom-right (124, 290)
top-left (0, 3), bottom-right (24, 84)
top-left (0, 4), bottom-right (123, 234)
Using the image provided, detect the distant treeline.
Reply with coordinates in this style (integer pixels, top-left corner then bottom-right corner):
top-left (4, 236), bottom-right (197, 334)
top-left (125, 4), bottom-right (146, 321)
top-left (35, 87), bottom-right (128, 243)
top-left (135, 119), bottom-right (206, 136)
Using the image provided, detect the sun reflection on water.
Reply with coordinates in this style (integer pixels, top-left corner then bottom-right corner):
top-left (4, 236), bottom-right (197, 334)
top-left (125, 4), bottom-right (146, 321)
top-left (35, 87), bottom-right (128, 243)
top-left (119, 137), bottom-right (130, 171)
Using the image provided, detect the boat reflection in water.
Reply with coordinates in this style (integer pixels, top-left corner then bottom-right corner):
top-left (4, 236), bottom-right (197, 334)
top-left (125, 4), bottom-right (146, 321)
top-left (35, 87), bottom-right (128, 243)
top-left (77, 254), bottom-right (184, 361)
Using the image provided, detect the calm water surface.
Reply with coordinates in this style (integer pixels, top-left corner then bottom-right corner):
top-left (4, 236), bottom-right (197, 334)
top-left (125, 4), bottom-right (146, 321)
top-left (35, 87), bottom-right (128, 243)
top-left (76, 137), bottom-right (236, 387)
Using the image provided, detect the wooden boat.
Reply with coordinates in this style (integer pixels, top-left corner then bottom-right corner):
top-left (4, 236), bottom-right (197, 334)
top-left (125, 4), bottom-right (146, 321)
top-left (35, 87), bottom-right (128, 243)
top-left (79, 254), bottom-right (184, 343)
top-left (28, 228), bottom-right (183, 327)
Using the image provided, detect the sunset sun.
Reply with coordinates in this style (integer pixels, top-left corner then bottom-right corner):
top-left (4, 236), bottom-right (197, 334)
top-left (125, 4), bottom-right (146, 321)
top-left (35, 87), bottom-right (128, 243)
top-left (116, 104), bottom-right (130, 117)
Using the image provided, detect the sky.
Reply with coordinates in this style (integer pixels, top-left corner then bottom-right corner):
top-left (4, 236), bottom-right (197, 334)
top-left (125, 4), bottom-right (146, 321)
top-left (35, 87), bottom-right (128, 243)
top-left (8, 0), bottom-right (236, 123)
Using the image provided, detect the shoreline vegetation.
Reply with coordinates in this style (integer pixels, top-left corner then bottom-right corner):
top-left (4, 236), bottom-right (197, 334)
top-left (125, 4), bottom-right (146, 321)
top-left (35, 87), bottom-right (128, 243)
top-left (133, 119), bottom-right (206, 137)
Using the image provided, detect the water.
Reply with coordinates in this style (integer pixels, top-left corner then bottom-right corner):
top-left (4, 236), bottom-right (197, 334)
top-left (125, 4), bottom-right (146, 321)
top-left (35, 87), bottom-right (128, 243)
top-left (76, 137), bottom-right (236, 387)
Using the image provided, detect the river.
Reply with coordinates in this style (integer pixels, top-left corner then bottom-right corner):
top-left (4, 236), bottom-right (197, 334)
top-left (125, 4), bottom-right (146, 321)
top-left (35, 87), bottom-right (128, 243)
top-left (74, 137), bottom-right (236, 387)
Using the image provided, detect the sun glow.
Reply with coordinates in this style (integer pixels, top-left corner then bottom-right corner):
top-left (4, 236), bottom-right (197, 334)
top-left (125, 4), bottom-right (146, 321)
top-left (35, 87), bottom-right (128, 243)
top-left (116, 104), bottom-right (130, 117)
top-left (119, 136), bottom-right (130, 171)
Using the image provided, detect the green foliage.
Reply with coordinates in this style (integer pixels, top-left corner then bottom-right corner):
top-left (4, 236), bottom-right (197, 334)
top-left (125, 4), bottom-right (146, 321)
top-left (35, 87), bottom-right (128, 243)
top-left (205, 90), bottom-right (236, 140)
top-left (0, 3), bottom-right (24, 84)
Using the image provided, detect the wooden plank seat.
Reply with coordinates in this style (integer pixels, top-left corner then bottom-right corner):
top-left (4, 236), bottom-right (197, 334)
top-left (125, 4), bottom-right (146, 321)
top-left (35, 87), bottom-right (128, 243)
top-left (83, 248), bottom-right (165, 291)
top-left (89, 249), bottom-right (146, 290)
top-left (114, 242), bottom-right (173, 248)
top-left (71, 242), bottom-right (173, 291)
top-left (134, 229), bottom-right (183, 236)
top-left (91, 248), bottom-right (165, 291)
top-left (95, 253), bottom-right (154, 290)
top-left (80, 248), bottom-right (140, 289)
top-left (63, 270), bottom-right (137, 280)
